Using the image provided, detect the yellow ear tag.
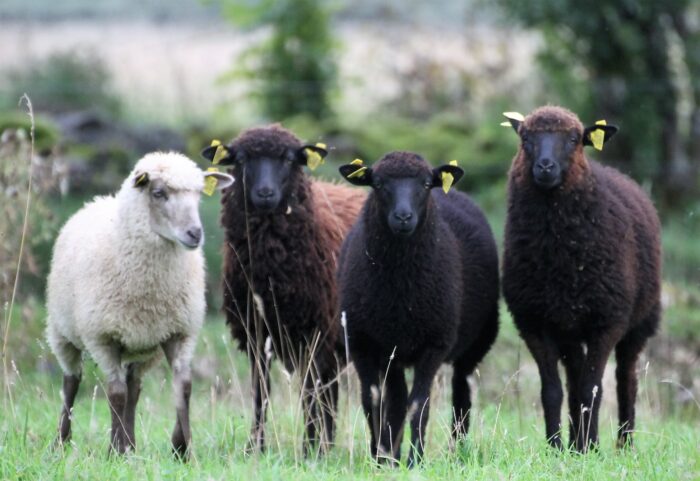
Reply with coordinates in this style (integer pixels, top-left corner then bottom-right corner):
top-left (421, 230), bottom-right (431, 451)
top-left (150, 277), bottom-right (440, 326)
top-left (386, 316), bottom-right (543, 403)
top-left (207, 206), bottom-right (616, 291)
top-left (210, 140), bottom-right (228, 165)
top-left (589, 120), bottom-right (607, 151)
top-left (203, 167), bottom-right (219, 196)
top-left (305, 148), bottom-right (323, 171)
top-left (440, 159), bottom-right (459, 193)
top-left (350, 158), bottom-right (364, 166)
top-left (315, 142), bottom-right (327, 149)
top-left (347, 166), bottom-right (367, 179)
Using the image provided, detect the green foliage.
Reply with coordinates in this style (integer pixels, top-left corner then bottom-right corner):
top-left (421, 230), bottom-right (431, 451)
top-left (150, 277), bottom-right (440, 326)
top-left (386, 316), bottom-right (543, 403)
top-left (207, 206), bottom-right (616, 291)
top-left (493, 0), bottom-right (700, 206)
top-left (0, 50), bottom-right (121, 115)
top-left (0, 128), bottom-right (60, 304)
top-left (220, 0), bottom-right (337, 121)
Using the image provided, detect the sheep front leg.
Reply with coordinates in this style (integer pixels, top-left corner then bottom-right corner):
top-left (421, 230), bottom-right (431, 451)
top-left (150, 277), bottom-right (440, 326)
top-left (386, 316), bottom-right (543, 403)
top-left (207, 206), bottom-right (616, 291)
top-left (162, 336), bottom-right (195, 460)
top-left (58, 373), bottom-right (81, 444)
top-left (123, 363), bottom-right (146, 450)
top-left (247, 351), bottom-right (271, 453)
top-left (351, 350), bottom-right (381, 459)
top-left (575, 331), bottom-right (620, 452)
top-left (522, 332), bottom-right (564, 449)
top-left (406, 348), bottom-right (445, 468)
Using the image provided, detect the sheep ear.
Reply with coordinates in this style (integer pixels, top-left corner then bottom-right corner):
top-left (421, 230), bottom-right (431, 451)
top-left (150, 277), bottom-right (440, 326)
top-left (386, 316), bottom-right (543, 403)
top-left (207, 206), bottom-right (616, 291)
top-left (133, 171), bottom-right (149, 188)
top-left (339, 161), bottom-right (372, 186)
top-left (432, 163), bottom-right (464, 193)
top-left (201, 140), bottom-right (235, 165)
top-left (583, 122), bottom-right (618, 151)
top-left (500, 112), bottom-right (524, 133)
top-left (297, 143), bottom-right (329, 170)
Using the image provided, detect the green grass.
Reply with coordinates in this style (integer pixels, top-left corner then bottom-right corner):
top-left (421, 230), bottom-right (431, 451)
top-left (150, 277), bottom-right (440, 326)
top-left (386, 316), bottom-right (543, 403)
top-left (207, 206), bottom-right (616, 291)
top-left (2, 319), bottom-right (698, 480)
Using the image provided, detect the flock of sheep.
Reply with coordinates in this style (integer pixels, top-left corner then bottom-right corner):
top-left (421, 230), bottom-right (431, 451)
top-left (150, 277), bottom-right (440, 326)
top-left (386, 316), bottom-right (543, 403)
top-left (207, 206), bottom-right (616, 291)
top-left (45, 106), bottom-right (661, 466)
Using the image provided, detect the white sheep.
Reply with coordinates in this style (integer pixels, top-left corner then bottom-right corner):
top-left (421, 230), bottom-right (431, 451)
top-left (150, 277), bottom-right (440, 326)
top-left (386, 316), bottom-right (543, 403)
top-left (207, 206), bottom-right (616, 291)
top-left (45, 151), bottom-right (233, 458)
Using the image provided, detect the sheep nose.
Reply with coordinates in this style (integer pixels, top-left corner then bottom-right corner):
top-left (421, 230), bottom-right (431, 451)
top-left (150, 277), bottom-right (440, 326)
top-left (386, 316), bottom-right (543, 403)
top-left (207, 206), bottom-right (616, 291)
top-left (186, 227), bottom-right (202, 244)
top-left (394, 211), bottom-right (413, 222)
top-left (537, 158), bottom-right (555, 172)
top-left (257, 187), bottom-right (274, 199)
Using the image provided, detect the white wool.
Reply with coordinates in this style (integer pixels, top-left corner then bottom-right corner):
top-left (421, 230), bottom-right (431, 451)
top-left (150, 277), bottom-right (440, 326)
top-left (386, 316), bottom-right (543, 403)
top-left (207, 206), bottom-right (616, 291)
top-left (46, 152), bottom-right (206, 380)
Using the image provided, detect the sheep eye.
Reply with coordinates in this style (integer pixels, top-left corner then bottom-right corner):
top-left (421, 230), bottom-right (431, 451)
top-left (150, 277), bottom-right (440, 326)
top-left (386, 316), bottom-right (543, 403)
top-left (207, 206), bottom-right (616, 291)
top-left (373, 181), bottom-right (383, 190)
top-left (152, 189), bottom-right (167, 200)
top-left (569, 136), bottom-right (578, 145)
top-left (423, 180), bottom-right (432, 189)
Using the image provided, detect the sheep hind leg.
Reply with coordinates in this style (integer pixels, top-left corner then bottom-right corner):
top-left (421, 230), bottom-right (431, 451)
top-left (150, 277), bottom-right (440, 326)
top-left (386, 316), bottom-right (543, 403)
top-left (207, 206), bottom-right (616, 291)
top-left (163, 337), bottom-right (195, 461)
top-left (52, 339), bottom-right (82, 446)
top-left (615, 328), bottom-right (649, 449)
top-left (107, 378), bottom-right (129, 456)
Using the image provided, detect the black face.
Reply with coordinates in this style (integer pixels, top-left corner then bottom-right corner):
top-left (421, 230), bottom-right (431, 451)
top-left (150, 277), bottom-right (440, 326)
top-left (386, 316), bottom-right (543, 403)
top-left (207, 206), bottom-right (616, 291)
top-left (239, 151), bottom-right (298, 212)
top-left (372, 175), bottom-right (433, 237)
top-left (521, 129), bottom-right (580, 190)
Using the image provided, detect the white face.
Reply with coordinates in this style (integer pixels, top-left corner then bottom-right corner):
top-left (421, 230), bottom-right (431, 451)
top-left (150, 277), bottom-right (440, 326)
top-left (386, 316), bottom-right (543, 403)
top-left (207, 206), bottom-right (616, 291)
top-left (147, 179), bottom-right (204, 249)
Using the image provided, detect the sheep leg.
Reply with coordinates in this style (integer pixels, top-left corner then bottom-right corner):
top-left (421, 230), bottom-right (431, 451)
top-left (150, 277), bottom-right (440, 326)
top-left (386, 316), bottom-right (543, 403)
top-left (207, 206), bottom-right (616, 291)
top-left (107, 378), bottom-right (129, 455)
top-left (615, 329), bottom-right (647, 449)
top-left (58, 373), bottom-right (81, 445)
top-left (406, 348), bottom-right (444, 468)
top-left (123, 363), bottom-right (145, 450)
top-left (246, 351), bottom-right (270, 453)
top-left (575, 333), bottom-right (619, 452)
top-left (560, 342), bottom-right (585, 449)
top-left (52, 337), bottom-right (82, 446)
top-left (351, 350), bottom-right (381, 459)
top-left (302, 365), bottom-right (322, 455)
top-left (163, 337), bottom-right (194, 460)
top-left (522, 332), bottom-right (564, 449)
top-left (319, 365), bottom-right (339, 450)
top-left (451, 357), bottom-right (472, 443)
top-left (380, 363), bottom-right (407, 464)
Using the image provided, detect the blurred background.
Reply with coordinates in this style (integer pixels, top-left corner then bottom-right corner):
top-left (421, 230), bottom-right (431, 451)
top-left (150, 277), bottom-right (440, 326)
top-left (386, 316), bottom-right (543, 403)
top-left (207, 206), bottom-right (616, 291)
top-left (1, 0), bottom-right (698, 432)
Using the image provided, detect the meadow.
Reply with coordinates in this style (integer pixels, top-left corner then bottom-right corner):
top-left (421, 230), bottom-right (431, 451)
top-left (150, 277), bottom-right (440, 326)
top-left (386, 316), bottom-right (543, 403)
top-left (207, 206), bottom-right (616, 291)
top-left (2, 3), bottom-right (700, 479)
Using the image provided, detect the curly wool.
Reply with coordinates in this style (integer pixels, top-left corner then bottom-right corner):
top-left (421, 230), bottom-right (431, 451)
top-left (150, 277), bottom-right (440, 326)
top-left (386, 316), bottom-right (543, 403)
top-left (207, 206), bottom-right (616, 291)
top-left (220, 127), bottom-right (366, 373)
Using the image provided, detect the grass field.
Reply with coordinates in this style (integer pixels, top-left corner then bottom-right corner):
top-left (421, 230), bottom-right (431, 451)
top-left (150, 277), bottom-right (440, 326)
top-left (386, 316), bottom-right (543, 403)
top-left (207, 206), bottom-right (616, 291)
top-left (2, 314), bottom-right (699, 481)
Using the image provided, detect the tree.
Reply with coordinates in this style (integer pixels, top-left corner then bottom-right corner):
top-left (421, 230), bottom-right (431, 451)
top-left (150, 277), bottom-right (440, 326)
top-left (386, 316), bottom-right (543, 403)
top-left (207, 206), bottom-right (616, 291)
top-left (221, 0), bottom-right (337, 121)
top-left (494, 0), bottom-right (700, 208)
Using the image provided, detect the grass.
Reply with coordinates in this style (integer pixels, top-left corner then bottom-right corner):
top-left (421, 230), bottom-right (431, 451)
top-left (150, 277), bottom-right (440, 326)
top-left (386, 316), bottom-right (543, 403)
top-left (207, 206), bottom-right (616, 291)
top-left (1, 318), bottom-right (699, 480)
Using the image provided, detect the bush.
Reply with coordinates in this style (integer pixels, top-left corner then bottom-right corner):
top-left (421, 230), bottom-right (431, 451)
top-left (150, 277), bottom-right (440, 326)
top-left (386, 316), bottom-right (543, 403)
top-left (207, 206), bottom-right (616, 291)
top-left (0, 50), bottom-right (121, 115)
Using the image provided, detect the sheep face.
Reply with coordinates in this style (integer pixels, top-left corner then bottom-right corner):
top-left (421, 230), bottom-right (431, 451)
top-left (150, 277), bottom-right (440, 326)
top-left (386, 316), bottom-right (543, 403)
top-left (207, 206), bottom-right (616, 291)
top-left (521, 129), bottom-right (580, 190)
top-left (505, 107), bottom-right (619, 190)
top-left (339, 152), bottom-right (463, 237)
top-left (147, 181), bottom-right (204, 249)
top-left (200, 132), bottom-right (328, 214)
top-left (133, 170), bottom-right (232, 249)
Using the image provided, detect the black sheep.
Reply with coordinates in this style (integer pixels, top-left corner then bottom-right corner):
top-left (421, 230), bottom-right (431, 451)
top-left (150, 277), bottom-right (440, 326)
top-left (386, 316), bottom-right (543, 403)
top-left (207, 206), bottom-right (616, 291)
top-left (201, 125), bottom-right (366, 453)
top-left (502, 106), bottom-right (661, 452)
top-left (337, 152), bottom-right (499, 466)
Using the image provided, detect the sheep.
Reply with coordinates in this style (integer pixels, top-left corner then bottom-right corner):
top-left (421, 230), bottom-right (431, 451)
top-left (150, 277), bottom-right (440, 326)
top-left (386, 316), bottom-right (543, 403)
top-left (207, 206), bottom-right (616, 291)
top-left (200, 124), bottom-right (366, 453)
top-left (501, 106), bottom-right (662, 452)
top-left (337, 152), bottom-right (500, 467)
top-left (45, 152), bottom-right (233, 457)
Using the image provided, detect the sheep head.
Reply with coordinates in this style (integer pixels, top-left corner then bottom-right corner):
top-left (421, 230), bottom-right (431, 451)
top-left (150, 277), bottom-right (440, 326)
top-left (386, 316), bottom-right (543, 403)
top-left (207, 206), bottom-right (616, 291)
top-left (504, 107), bottom-right (618, 190)
top-left (339, 152), bottom-right (463, 237)
top-left (201, 125), bottom-right (327, 214)
top-left (131, 153), bottom-right (233, 249)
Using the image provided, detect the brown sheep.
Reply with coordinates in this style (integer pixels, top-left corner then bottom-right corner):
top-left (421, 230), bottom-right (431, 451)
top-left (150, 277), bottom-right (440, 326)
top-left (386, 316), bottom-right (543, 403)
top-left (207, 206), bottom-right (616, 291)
top-left (502, 106), bottom-right (661, 452)
top-left (201, 125), bottom-right (366, 453)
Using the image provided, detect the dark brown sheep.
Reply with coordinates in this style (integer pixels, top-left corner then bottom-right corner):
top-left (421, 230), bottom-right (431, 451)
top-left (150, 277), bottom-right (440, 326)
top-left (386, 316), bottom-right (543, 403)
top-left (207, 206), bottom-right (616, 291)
top-left (201, 124), bottom-right (366, 453)
top-left (502, 106), bottom-right (661, 452)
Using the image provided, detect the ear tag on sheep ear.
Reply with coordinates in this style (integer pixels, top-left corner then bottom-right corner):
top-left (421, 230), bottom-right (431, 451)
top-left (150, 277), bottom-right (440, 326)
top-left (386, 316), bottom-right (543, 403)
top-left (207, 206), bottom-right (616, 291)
top-left (500, 111), bottom-right (525, 127)
top-left (304, 143), bottom-right (327, 171)
top-left (347, 158), bottom-right (367, 178)
top-left (440, 160), bottom-right (459, 194)
top-left (210, 139), bottom-right (228, 165)
top-left (589, 120), bottom-right (607, 151)
top-left (134, 172), bottom-right (148, 188)
top-left (203, 167), bottom-right (219, 196)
